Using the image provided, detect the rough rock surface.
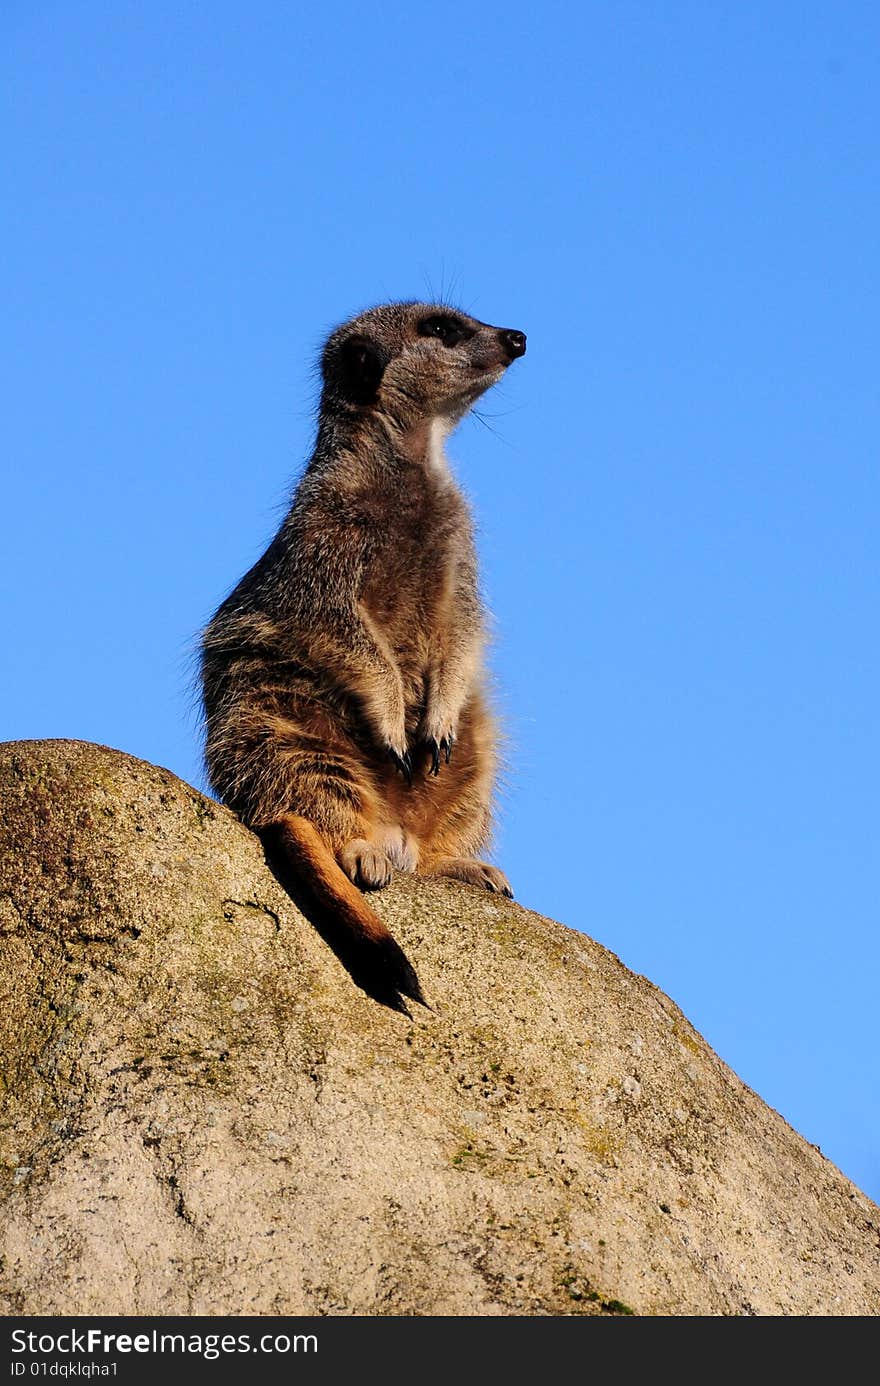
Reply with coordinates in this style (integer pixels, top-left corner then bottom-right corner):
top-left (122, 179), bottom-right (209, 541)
top-left (0, 739), bottom-right (877, 1317)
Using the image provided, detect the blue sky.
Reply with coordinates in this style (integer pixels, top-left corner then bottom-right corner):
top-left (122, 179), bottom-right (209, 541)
top-left (3, 3), bottom-right (878, 1201)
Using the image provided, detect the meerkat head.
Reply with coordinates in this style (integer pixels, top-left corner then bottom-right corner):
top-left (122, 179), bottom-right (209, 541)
top-left (320, 302), bottom-right (526, 428)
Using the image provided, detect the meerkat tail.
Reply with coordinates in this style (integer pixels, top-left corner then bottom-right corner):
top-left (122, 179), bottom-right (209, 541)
top-left (271, 813), bottom-right (426, 1010)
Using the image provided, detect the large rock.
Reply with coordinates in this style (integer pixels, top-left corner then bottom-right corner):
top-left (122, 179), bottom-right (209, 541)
top-left (0, 739), bottom-right (877, 1316)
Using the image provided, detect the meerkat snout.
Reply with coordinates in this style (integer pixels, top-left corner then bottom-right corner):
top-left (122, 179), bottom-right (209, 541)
top-left (498, 328), bottom-right (527, 360)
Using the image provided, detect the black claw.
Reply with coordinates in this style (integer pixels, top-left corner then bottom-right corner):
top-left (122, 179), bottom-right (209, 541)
top-left (388, 747), bottom-right (412, 785)
top-left (425, 733), bottom-right (454, 776)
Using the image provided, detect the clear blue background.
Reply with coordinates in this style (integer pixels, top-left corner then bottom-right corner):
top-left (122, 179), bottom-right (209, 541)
top-left (3, 4), bottom-right (878, 1200)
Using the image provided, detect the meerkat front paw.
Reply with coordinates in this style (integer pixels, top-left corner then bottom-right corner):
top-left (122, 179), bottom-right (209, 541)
top-left (418, 712), bottom-right (457, 776)
top-left (370, 700), bottom-right (410, 782)
top-left (423, 732), bottom-right (455, 776)
top-left (385, 744), bottom-right (413, 784)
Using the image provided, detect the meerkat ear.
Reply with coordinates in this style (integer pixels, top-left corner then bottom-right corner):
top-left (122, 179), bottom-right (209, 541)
top-left (333, 334), bottom-right (388, 406)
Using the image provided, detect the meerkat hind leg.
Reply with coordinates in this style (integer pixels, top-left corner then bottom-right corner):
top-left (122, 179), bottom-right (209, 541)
top-left (428, 856), bottom-right (513, 898)
top-left (338, 839), bottom-right (395, 890)
top-left (339, 823), bottom-right (419, 889)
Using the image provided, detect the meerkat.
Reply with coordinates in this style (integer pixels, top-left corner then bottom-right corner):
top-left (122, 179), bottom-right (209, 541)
top-left (200, 301), bottom-right (526, 1009)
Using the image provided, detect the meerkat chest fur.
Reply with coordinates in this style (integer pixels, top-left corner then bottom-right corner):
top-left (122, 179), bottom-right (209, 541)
top-left (424, 415), bottom-right (453, 482)
top-left (356, 433), bottom-right (478, 702)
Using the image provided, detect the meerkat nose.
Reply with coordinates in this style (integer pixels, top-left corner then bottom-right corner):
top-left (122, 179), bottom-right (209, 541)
top-left (498, 328), bottom-right (527, 360)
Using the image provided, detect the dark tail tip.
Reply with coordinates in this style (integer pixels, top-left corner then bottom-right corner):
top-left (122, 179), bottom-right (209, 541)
top-left (379, 934), bottom-right (429, 1010)
top-left (327, 931), bottom-right (428, 1015)
top-left (261, 831), bottom-right (428, 1015)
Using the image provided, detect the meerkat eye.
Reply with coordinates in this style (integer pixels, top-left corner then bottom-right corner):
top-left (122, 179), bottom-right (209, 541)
top-left (417, 314), bottom-right (471, 348)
